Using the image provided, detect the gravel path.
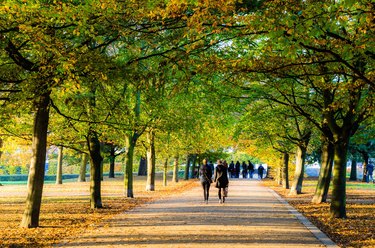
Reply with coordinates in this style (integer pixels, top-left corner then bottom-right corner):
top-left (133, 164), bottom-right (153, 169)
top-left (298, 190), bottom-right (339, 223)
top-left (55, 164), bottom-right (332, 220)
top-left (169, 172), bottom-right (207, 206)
top-left (58, 180), bottom-right (337, 247)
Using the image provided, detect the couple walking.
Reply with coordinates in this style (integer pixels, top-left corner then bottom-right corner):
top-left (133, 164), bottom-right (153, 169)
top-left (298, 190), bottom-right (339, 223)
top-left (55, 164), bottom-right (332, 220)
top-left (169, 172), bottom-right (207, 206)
top-left (200, 159), bottom-right (229, 204)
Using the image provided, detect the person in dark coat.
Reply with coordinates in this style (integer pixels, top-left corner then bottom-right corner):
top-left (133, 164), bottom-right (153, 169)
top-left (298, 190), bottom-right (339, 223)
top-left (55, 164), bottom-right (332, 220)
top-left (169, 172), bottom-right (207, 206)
top-left (258, 164), bottom-right (265, 179)
top-left (235, 161), bottom-right (241, 178)
top-left (367, 162), bottom-right (374, 183)
top-left (242, 161), bottom-right (248, 179)
top-left (214, 160), bottom-right (229, 203)
top-left (200, 159), bottom-right (212, 204)
top-left (248, 161), bottom-right (255, 178)
top-left (228, 161), bottom-right (235, 178)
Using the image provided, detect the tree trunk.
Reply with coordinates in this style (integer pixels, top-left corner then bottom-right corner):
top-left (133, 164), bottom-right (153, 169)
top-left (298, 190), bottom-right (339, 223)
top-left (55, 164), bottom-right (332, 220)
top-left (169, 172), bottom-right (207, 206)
top-left (108, 144), bottom-right (115, 178)
top-left (184, 154), bottom-right (191, 180)
top-left (138, 156), bottom-right (147, 176)
top-left (282, 152), bottom-right (289, 189)
top-left (190, 154), bottom-right (197, 179)
top-left (78, 153), bottom-right (88, 182)
top-left (56, 146), bottom-right (63, 185)
top-left (146, 129), bottom-right (156, 191)
top-left (172, 155), bottom-right (179, 183)
top-left (163, 158), bottom-right (168, 186)
top-left (125, 133), bottom-right (138, 198)
top-left (289, 145), bottom-right (306, 195)
top-left (20, 92), bottom-right (50, 228)
top-left (87, 130), bottom-right (103, 209)
top-left (360, 152), bottom-right (369, 182)
top-left (330, 135), bottom-right (350, 218)
top-left (312, 140), bottom-right (334, 204)
top-left (349, 159), bottom-right (357, 181)
top-left (276, 155), bottom-right (282, 185)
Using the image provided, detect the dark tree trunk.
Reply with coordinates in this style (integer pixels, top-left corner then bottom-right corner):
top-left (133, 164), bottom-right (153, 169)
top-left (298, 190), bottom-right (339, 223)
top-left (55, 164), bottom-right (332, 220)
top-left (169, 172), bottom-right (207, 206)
top-left (56, 146), bottom-right (63, 184)
top-left (282, 152), bottom-right (289, 189)
top-left (330, 134), bottom-right (350, 218)
top-left (360, 152), bottom-right (369, 182)
top-left (20, 92), bottom-right (50, 228)
top-left (163, 158), bottom-right (168, 186)
top-left (87, 130), bottom-right (103, 209)
top-left (190, 154), bottom-right (197, 179)
top-left (312, 140), bottom-right (334, 204)
top-left (138, 157), bottom-right (147, 176)
top-left (108, 144), bottom-right (115, 178)
top-left (78, 153), bottom-right (88, 182)
top-left (290, 145), bottom-right (307, 195)
top-left (184, 154), bottom-right (191, 180)
top-left (125, 133), bottom-right (138, 198)
top-left (172, 155), bottom-right (179, 183)
top-left (146, 129), bottom-right (155, 191)
top-left (349, 158), bottom-right (357, 181)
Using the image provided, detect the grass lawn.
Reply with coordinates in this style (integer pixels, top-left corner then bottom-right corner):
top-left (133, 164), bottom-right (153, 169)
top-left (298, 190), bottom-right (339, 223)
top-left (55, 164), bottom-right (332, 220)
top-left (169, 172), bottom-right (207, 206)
top-left (0, 175), bottom-right (197, 247)
top-left (263, 178), bottom-right (375, 247)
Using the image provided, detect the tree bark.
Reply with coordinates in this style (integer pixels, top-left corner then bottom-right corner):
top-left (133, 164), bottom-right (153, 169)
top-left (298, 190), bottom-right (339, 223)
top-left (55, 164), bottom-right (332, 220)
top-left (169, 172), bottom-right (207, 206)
top-left (138, 156), bottom-right (147, 176)
top-left (108, 144), bottom-right (115, 178)
top-left (349, 158), bottom-right (357, 181)
top-left (146, 129), bottom-right (156, 191)
top-left (172, 155), bottom-right (179, 183)
top-left (312, 139), bottom-right (334, 204)
top-left (184, 154), bottom-right (191, 180)
top-left (282, 152), bottom-right (289, 189)
top-left (124, 133), bottom-right (138, 198)
top-left (190, 154), bottom-right (197, 179)
top-left (78, 153), bottom-right (88, 182)
top-left (289, 145), bottom-right (307, 195)
top-left (20, 92), bottom-right (50, 228)
top-left (87, 130), bottom-right (103, 209)
top-left (56, 146), bottom-right (63, 185)
top-left (330, 135), bottom-right (350, 218)
top-left (163, 158), bottom-right (168, 186)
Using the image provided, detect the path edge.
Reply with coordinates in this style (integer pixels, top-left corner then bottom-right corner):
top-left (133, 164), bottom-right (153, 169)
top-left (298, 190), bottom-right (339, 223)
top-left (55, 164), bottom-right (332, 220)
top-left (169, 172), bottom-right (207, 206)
top-left (268, 189), bottom-right (339, 248)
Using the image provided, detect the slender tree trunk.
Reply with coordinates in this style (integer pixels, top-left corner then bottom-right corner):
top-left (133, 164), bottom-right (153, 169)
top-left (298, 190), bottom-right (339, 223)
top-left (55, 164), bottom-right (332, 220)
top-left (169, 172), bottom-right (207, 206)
top-left (20, 92), bottom-right (50, 228)
top-left (360, 152), bottom-right (369, 182)
top-left (146, 129), bottom-right (156, 191)
top-left (87, 130), bottom-right (103, 209)
top-left (312, 140), bottom-right (334, 204)
top-left (349, 159), bottom-right (357, 181)
top-left (282, 152), bottom-right (289, 189)
top-left (190, 154), bottom-right (197, 179)
top-left (108, 144), bottom-right (115, 178)
top-left (78, 153), bottom-right (88, 182)
top-left (276, 155), bottom-right (282, 186)
top-left (138, 156), bottom-right (147, 176)
top-left (125, 133), bottom-right (138, 198)
top-left (184, 154), bottom-right (191, 180)
top-left (290, 145), bottom-right (307, 195)
top-left (172, 155), bottom-right (179, 183)
top-left (163, 158), bottom-right (168, 187)
top-left (56, 146), bottom-right (63, 185)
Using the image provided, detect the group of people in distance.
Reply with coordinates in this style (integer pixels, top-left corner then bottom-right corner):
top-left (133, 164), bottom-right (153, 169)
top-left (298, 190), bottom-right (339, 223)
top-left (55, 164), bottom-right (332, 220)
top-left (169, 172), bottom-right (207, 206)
top-left (199, 159), bottom-right (265, 204)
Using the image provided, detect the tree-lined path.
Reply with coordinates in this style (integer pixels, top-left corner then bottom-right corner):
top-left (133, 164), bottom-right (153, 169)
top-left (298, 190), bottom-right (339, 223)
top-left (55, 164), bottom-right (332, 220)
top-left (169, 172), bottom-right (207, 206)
top-left (58, 180), bottom-right (337, 247)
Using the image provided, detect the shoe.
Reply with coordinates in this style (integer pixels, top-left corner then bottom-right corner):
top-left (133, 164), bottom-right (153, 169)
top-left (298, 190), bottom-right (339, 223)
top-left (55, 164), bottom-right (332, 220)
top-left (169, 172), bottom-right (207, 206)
top-left (219, 199), bottom-right (222, 204)
top-left (222, 197), bottom-right (225, 203)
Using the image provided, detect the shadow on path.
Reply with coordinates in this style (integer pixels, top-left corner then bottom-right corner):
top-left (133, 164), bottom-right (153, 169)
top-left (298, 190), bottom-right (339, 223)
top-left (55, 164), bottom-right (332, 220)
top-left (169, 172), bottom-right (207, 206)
top-left (58, 180), bottom-right (336, 247)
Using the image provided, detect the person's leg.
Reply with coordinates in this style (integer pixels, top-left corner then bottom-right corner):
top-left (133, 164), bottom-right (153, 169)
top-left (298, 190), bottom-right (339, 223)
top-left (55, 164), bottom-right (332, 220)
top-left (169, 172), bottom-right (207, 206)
top-left (221, 188), bottom-right (226, 203)
top-left (202, 182), bottom-right (207, 201)
top-left (218, 188), bottom-right (222, 203)
top-left (206, 183), bottom-right (210, 201)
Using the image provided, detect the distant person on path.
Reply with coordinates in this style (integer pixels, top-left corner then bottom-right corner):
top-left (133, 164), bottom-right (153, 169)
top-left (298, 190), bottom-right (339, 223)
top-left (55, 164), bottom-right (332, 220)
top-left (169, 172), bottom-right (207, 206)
top-left (235, 161), bottom-right (241, 178)
top-left (248, 161), bottom-right (255, 178)
top-left (214, 160), bottom-right (229, 203)
top-left (200, 159), bottom-right (213, 204)
top-left (242, 161), bottom-right (248, 178)
top-left (257, 164), bottom-right (265, 179)
top-left (367, 162), bottom-right (374, 183)
top-left (229, 161), bottom-right (235, 178)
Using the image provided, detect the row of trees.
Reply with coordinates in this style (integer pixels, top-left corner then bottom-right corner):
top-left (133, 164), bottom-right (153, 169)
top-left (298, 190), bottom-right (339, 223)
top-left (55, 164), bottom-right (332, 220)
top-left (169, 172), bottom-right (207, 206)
top-left (0, 0), bottom-right (373, 228)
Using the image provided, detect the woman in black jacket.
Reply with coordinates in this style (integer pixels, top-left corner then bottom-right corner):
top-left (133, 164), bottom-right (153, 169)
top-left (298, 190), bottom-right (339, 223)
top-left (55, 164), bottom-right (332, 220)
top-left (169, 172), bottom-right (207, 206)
top-left (200, 159), bottom-right (212, 204)
top-left (214, 160), bottom-right (229, 203)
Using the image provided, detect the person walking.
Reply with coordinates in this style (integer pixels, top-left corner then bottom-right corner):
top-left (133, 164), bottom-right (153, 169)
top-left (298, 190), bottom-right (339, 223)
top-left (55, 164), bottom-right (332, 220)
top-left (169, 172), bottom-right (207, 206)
top-left (242, 161), bottom-right (248, 178)
top-left (228, 161), bottom-right (235, 178)
top-left (235, 161), bottom-right (241, 178)
top-left (258, 164), bottom-right (265, 179)
top-left (367, 162), bottom-right (374, 183)
top-left (200, 159), bottom-right (212, 204)
top-left (214, 160), bottom-right (229, 203)
top-left (248, 161), bottom-right (255, 178)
